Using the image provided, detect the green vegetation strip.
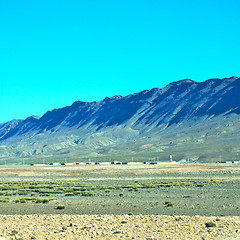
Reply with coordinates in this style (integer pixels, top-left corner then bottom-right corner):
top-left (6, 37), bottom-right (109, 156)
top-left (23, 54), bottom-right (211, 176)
top-left (0, 180), bottom-right (210, 201)
top-left (15, 197), bottom-right (56, 204)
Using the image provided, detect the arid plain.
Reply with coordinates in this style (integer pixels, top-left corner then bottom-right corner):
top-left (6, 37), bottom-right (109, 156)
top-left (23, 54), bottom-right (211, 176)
top-left (0, 163), bottom-right (239, 239)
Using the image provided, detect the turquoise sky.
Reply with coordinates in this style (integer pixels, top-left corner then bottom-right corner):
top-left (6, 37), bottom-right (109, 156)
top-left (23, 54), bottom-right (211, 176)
top-left (0, 0), bottom-right (240, 123)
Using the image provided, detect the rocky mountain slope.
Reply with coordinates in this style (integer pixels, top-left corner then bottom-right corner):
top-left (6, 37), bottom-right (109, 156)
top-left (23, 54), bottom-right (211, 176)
top-left (1, 76), bottom-right (240, 164)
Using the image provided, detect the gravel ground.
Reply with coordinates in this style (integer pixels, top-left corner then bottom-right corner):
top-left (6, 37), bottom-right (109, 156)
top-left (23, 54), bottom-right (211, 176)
top-left (0, 165), bottom-right (239, 239)
top-left (0, 214), bottom-right (239, 240)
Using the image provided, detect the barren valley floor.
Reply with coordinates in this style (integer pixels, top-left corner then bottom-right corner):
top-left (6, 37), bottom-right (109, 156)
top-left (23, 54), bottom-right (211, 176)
top-left (0, 163), bottom-right (239, 239)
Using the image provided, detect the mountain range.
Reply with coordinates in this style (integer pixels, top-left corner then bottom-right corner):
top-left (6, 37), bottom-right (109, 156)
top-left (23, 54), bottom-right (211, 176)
top-left (1, 76), bottom-right (240, 164)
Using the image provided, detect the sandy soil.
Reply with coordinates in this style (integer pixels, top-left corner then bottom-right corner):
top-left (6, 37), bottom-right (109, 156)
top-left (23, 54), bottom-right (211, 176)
top-left (0, 214), bottom-right (239, 240)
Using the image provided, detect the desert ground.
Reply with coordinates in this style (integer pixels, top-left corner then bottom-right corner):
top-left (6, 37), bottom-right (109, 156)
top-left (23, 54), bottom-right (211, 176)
top-left (0, 163), bottom-right (239, 239)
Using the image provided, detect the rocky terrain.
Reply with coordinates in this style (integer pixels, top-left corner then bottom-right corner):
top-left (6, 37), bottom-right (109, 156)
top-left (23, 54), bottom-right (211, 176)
top-left (1, 76), bottom-right (240, 164)
top-left (0, 163), bottom-right (239, 239)
top-left (0, 214), bottom-right (239, 240)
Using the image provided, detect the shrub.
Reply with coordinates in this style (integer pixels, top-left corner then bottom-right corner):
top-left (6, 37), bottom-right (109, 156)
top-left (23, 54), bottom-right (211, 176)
top-left (56, 205), bottom-right (65, 209)
top-left (205, 222), bottom-right (216, 227)
top-left (165, 201), bottom-right (174, 207)
top-left (15, 198), bottom-right (27, 203)
top-left (10, 230), bottom-right (18, 235)
top-left (119, 192), bottom-right (124, 197)
top-left (121, 221), bottom-right (127, 224)
top-left (81, 190), bottom-right (95, 196)
top-left (0, 197), bottom-right (10, 202)
top-left (64, 193), bottom-right (75, 196)
top-left (16, 190), bottom-right (30, 196)
top-left (0, 191), bottom-right (13, 196)
top-left (35, 198), bottom-right (50, 204)
top-left (40, 193), bottom-right (50, 197)
top-left (3, 191), bottom-right (13, 196)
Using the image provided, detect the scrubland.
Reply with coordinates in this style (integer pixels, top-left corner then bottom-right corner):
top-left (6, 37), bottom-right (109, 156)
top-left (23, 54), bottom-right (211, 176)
top-left (0, 163), bottom-right (239, 239)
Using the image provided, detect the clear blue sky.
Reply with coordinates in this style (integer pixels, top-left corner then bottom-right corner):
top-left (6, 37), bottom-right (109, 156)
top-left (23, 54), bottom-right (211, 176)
top-left (0, 0), bottom-right (240, 123)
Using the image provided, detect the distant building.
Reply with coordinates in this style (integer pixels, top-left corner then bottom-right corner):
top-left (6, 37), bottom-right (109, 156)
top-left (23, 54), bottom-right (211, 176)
top-left (100, 162), bottom-right (111, 165)
top-left (111, 161), bottom-right (122, 165)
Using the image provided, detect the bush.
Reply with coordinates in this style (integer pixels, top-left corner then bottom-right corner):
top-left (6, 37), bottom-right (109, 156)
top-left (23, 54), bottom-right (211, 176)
top-left (0, 197), bottom-right (10, 202)
top-left (15, 197), bottom-right (36, 203)
top-left (165, 201), bottom-right (174, 207)
top-left (56, 205), bottom-right (65, 209)
top-left (40, 193), bottom-right (50, 196)
top-left (81, 190), bottom-right (95, 196)
top-left (0, 191), bottom-right (13, 196)
top-left (15, 198), bottom-right (27, 203)
top-left (16, 190), bottom-right (30, 196)
top-left (35, 198), bottom-right (50, 204)
top-left (205, 222), bottom-right (216, 227)
top-left (64, 193), bottom-right (75, 196)
top-left (10, 230), bottom-right (18, 235)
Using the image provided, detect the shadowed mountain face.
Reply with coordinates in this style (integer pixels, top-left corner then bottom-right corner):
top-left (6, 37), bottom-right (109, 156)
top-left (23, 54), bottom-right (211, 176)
top-left (1, 77), bottom-right (240, 163)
